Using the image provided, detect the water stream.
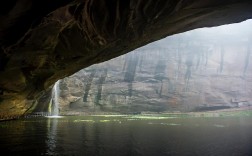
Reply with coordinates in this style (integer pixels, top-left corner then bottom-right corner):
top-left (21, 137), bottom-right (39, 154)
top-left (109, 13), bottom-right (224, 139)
top-left (51, 80), bottom-right (60, 116)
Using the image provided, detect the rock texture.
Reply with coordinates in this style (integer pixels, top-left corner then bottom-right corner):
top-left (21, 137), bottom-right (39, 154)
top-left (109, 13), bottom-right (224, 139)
top-left (0, 0), bottom-right (252, 116)
top-left (55, 25), bottom-right (252, 114)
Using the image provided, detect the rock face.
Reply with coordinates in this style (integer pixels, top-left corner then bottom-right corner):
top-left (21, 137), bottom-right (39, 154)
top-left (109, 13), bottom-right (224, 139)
top-left (56, 24), bottom-right (252, 114)
top-left (0, 0), bottom-right (252, 116)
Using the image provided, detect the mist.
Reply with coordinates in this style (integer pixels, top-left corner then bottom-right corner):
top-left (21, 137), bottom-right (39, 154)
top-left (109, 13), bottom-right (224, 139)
top-left (55, 19), bottom-right (252, 114)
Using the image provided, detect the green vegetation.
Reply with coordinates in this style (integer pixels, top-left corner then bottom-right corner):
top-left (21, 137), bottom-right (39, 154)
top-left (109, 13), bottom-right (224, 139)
top-left (99, 120), bottom-right (110, 122)
top-left (125, 116), bottom-right (177, 120)
top-left (88, 109), bottom-right (252, 119)
top-left (73, 119), bottom-right (95, 123)
top-left (218, 110), bottom-right (252, 117)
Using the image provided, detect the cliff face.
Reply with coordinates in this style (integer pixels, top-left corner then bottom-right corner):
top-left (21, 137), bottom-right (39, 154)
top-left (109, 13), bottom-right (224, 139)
top-left (0, 0), bottom-right (252, 116)
top-left (57, 24), bottom-right (252, 114)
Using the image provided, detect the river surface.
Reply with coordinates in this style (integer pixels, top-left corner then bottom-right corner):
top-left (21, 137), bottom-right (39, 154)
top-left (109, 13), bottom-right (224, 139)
top-left (0, 116), bottom-right (252, 156)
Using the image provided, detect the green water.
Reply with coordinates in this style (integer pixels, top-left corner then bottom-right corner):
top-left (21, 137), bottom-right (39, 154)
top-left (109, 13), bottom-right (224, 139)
top-left (0, 115), bottom-right (252, 156)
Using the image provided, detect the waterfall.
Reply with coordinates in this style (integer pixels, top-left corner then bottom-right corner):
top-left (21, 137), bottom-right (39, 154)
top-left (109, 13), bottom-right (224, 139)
top-left (51, 80), bottom-right (60, 116)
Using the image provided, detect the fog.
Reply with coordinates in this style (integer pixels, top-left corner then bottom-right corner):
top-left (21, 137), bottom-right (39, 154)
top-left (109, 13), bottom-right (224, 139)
top-left (59, 19), bottom-right (252, 114)
top-left (146, 19), bottom-right (252, 49)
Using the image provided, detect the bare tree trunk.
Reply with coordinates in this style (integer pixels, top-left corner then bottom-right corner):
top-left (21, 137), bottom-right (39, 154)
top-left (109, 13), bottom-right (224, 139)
top-left (243, 44), bottom-right (251, 75)
top-left (83, 70), bottom-right (96, 102)
top-left (95, 69), bottom-right (107, 104)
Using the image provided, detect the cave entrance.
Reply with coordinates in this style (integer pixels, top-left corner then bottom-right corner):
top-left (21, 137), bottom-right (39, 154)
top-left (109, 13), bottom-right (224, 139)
top-left (40, 19), bottom-right (252, 116)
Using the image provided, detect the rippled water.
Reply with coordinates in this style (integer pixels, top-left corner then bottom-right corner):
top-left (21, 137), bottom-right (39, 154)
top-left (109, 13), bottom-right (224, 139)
top-left (0, 116), bottom-right (252, 156)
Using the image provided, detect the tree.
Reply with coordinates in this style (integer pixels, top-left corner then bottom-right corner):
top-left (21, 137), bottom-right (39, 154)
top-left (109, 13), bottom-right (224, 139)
top-left (83, 70), bottom-right (96, 102)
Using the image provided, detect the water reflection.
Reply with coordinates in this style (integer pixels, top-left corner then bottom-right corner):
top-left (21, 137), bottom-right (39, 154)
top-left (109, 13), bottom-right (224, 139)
top-left (0, 116), bottom-right (252, 155)
top-left (46, 118), bottom-right (58, 155)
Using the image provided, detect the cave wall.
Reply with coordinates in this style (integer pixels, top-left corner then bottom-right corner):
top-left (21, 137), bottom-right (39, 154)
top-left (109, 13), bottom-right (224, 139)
top-left (0, 0), bottom-right (252, 116)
